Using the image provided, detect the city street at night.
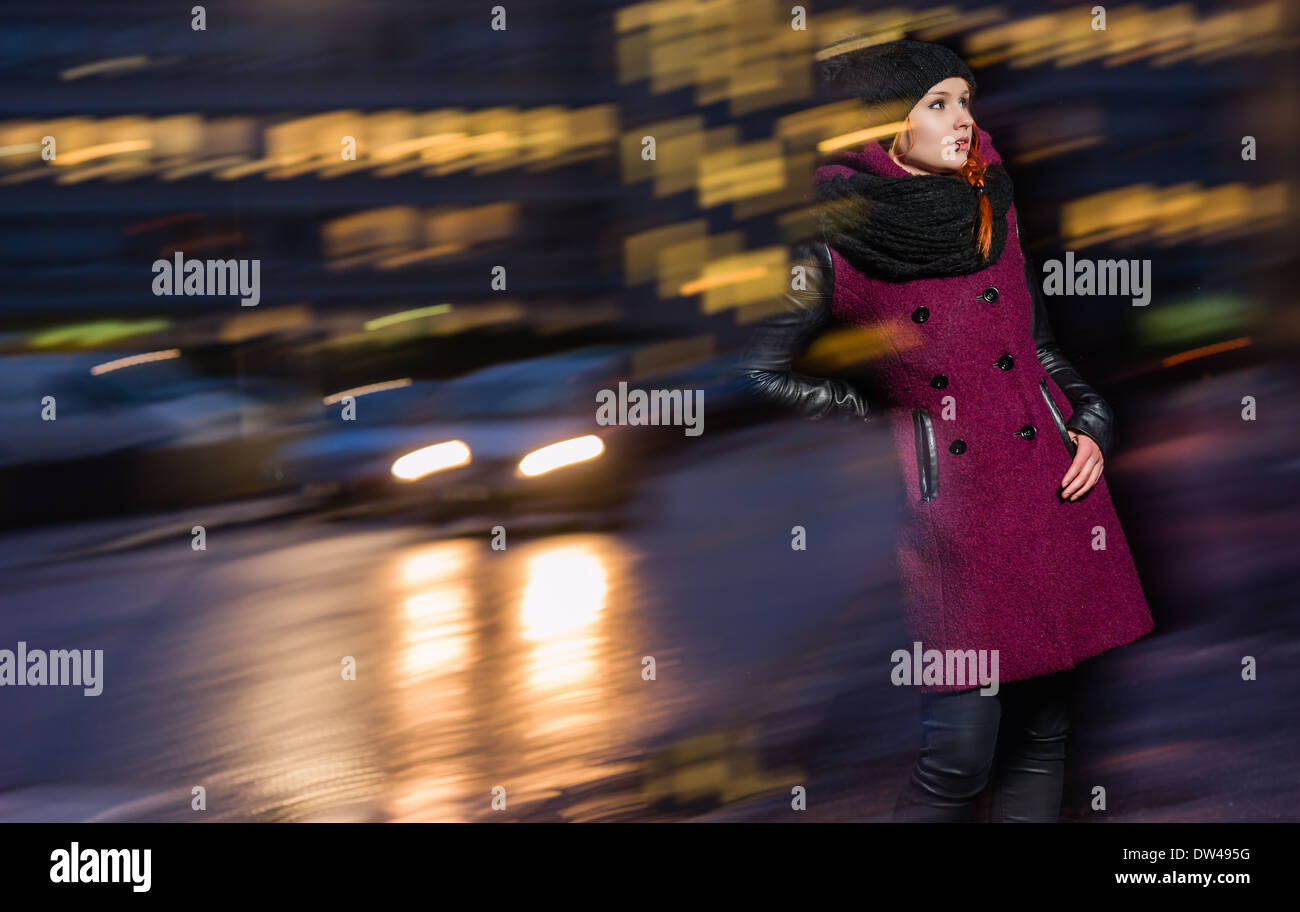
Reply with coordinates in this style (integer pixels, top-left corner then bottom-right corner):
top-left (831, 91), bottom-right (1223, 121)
top-left (3, 367), bottom-right (1295, 823)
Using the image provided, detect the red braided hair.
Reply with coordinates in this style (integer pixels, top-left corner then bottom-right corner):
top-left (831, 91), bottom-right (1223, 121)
top-left (957, 117), bottom-right (993, 261)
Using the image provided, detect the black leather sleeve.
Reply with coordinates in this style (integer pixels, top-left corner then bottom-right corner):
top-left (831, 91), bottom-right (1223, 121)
top-left (1023, 239), bottom-right (1116, 462)
top-left (735, 240), bottom-right (870, 421)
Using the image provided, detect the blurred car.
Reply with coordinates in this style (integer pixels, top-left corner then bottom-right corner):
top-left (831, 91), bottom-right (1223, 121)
top-left (270, 346), bottom-right (642, 519)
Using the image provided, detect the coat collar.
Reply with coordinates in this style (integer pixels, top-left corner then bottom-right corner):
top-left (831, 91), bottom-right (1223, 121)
top-left (811, 126), bottom-right (1013, 281)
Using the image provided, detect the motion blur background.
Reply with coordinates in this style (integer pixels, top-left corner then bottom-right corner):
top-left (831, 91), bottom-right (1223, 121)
top-left (1, 0), bottom-right (1297, 822)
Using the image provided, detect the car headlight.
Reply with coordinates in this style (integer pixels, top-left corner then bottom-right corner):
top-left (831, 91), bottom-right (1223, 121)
top-left (391, 440), bottom-right (471, 481)
top-left (518, 434), bottom-right (604, 477)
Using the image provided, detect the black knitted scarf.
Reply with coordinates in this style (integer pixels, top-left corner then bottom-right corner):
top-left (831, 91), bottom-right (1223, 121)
top-left (814, 152), bottom-right (1014, 282)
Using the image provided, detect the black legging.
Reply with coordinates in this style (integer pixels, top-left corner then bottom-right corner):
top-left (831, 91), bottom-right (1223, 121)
top-left (892, 668), bottom-right (1076, 822)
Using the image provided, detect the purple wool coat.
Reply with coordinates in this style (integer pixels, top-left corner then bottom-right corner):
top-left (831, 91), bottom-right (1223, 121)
top-left (804, 128), bottom-right (1155, 693)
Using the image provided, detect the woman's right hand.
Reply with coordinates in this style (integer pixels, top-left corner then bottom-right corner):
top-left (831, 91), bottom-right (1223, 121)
top-left (1061, 430), bottom-right (1104, 500)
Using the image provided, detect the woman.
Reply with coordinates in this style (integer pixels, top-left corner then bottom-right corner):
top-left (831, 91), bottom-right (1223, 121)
top-left (738, 38), bottom-right (1155, 822)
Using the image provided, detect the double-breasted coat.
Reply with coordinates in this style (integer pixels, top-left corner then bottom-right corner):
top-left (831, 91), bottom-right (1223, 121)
top-left (740, 127), bottom-right (1154, 692)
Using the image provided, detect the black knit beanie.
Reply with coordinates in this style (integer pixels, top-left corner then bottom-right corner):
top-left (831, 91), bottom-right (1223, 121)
top-left (814, 37), bottom-right (977, 149)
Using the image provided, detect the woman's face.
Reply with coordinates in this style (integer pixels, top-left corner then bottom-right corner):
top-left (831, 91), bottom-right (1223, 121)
top-left (889, 76), bottom-right (974, 175)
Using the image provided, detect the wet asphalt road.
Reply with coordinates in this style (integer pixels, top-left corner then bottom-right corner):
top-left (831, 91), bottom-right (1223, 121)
top-left (1, 364), bottom-right (1297, 822)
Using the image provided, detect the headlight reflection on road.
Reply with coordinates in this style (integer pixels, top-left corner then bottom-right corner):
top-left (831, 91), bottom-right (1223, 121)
top-left (401, 590), bottom-right (470, 676)
top-left (387, 536), bottom-right (642, 820)
top-left (520, 544), bottom-right (607, 692)
top-left (520, 545), bottom-right (607, 638)
top-left (399, 546), bottom-right (469, 587)
top-left (390, 540), bottom-right (476, 822)
top-left (396, 541), bottom-right (473, 680)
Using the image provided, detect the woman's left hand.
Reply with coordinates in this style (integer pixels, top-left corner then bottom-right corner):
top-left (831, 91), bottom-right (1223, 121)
top-left (1061, 430), bottom-right (1103, 500)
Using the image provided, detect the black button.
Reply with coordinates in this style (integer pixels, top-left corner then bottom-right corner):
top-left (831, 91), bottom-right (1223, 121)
top-left (930, 373), bottom-right (948, 389)
top-left (949, 439), bottom-right (966, 454)
top-left (1016, 424), bottom-right (1036, 440)
top-left (995, 353), bottom-right (1014, 370)
top-left (981, 286), bottom-right (999, 303)
top-left (912, 306), bottom-right (930, 324)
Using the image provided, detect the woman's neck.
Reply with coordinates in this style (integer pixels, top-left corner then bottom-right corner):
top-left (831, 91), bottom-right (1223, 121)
top-left (889, 149), bottom-right (952, 176)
